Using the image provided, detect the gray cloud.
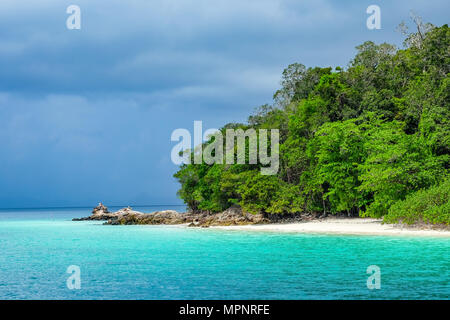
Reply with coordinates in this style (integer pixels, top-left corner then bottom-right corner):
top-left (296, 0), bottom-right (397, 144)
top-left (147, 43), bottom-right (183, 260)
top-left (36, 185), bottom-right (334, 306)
top-left (0, 0), bottom-right (448, 207)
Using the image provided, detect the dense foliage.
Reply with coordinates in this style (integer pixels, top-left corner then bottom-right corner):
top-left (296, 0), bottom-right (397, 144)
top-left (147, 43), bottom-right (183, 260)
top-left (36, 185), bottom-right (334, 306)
top-left (385, 177), bottom-right (450, 225)
top-left (174, 22), bottom-right (450, 225)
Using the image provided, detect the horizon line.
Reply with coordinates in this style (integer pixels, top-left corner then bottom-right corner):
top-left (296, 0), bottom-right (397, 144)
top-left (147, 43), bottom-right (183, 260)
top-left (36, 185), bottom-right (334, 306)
top-left (0, 204), bottom-right (186, 210)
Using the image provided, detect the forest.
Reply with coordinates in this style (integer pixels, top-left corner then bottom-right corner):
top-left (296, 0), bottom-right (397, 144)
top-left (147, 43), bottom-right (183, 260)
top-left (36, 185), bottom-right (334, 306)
top-left (174, 21), bottom-right (449, 225)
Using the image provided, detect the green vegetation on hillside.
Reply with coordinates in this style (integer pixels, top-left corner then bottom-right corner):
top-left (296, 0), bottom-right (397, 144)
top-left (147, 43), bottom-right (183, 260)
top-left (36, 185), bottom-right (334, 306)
top-left (174, 21), bottom-right (450, 225)
top-left (384, 177), bottom-right (449, 225)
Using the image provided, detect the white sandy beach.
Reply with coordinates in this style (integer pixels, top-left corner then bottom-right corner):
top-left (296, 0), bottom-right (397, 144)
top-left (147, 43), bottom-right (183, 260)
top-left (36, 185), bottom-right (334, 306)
top-left (214, 218), bottom-right (450, 237)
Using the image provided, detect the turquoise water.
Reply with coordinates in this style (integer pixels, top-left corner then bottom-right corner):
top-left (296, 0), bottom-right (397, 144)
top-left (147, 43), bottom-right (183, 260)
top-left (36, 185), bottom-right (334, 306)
top-left (0, 208), bottom-right (448, 300)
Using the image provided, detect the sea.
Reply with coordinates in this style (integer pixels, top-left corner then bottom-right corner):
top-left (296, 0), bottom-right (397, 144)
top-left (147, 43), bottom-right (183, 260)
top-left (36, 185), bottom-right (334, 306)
top-left (0, 207), bottom-right (448, 299)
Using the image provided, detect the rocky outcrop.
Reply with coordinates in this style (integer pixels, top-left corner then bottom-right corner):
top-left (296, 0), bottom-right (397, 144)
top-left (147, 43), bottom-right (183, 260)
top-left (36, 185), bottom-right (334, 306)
top-left (72, 204), bottom-right (272, 227)
top-left (92, 202), bottom-right (109, 215)
top-left (73, 203), bottom-right (119, 221)
top-left (186, 206), bottom-right (269, 227)
top-left (110, 208), bottom-right (190, 225)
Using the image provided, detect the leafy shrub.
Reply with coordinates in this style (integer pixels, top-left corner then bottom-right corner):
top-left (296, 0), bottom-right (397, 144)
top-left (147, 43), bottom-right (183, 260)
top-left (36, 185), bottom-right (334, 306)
top-left (384, 178), bottom-right (450, 225)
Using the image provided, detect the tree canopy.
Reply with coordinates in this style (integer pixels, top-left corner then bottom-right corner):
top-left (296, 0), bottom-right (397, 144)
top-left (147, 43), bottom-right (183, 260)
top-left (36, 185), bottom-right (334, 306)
top-left (174, 22), bottom-right (450, 225)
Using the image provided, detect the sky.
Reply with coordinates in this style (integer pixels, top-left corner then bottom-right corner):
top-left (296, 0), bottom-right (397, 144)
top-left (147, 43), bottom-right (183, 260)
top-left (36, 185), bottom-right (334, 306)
top-left (0, 0), bottom-right (448, 208)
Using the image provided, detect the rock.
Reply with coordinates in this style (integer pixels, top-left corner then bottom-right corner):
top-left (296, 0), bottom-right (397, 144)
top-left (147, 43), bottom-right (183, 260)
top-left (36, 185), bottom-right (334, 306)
top-left (92, 202), bottom-right (109, 215)
top-left (74, 203), bottom-right (276, 226)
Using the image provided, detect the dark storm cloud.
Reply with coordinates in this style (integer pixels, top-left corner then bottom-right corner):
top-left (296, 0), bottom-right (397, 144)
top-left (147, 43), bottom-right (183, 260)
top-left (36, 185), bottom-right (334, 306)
top-left (0, 0), bottom-right (448, 207)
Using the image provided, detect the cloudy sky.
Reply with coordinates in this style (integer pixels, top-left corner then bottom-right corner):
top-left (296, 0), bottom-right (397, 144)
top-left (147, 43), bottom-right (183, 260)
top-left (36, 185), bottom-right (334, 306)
top-left (0, 0), bottom-right (448, 208)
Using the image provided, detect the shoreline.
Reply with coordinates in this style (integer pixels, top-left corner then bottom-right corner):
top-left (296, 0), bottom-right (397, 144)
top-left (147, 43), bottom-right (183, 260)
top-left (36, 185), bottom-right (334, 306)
top-left (211, 218), bottom-right (450, 237)
top-left (75, 204), bottom-right (450, 237)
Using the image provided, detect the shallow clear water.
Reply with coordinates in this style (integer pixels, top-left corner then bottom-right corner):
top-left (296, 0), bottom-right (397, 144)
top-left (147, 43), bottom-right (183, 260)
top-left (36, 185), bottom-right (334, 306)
top-left (0, 208), bottom-right (448, 300)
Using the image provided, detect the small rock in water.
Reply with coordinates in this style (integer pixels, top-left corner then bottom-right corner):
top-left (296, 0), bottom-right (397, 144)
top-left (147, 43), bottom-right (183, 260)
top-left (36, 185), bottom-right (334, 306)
top-left (92, 202), bottom-right (109, 215)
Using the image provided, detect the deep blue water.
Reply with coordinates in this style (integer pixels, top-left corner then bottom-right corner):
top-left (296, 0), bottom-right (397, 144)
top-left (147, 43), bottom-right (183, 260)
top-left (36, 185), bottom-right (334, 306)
top-left (0, 208), bottom-right (448, 300)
